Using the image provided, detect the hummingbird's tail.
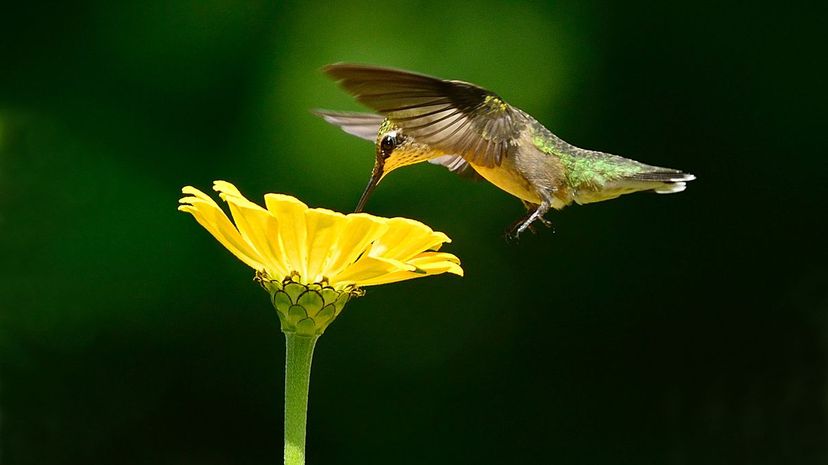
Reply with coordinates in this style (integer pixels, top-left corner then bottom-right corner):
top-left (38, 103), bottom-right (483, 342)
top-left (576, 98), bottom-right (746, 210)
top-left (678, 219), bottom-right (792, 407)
top-left (626, 169), bottom-right (696, 194)
top-left (574, 161), bottom-right (696, 205)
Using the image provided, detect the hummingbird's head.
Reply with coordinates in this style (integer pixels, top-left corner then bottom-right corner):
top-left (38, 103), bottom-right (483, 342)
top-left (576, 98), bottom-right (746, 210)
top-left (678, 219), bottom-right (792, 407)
top-left (354, 121), bottom-right (440, 212)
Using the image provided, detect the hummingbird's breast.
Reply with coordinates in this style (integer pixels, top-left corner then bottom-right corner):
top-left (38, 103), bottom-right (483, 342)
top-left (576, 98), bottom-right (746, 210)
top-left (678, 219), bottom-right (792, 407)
top-left (469, 129), bottom-right (572, 209)
top-left (469, 159), bottom-right (542, 205)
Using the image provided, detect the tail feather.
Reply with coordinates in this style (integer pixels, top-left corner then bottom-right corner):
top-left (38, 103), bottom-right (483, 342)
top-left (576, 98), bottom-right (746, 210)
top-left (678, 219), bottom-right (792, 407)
top-left (569, 148), bottom-right (696, 204)
top-left (629, 170), bottom-right (696, 194)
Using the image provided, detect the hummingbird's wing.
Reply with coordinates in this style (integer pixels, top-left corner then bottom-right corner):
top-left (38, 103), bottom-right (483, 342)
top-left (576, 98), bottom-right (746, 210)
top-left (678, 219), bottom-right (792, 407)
top-left (428, 154), bottom-right (482, 179)
top-left (312, 109), bottom-right (384, 142)
top-left (315, 108), bottom-right (480, 178)
top-left (323, 63), bottom-right (526, 168)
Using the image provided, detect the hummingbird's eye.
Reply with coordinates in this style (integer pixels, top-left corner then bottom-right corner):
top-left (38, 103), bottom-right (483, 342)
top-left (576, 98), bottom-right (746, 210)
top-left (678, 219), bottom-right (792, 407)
top-left (380, 133), bottom-right (398, 158)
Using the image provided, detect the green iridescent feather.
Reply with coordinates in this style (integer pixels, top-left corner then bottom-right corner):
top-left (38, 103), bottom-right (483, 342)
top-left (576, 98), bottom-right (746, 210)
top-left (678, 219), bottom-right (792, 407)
top-left (531, 129), bottom-right (647, 191)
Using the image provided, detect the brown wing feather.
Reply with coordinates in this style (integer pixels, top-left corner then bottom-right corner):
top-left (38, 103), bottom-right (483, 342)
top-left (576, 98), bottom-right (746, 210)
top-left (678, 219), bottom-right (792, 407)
top-left (323, 63), bottom-right (525, 168)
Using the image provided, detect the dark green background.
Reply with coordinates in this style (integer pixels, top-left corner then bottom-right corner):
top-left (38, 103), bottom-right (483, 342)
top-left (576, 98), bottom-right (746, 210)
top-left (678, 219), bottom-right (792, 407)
top-left (1, 1), bottom-right (826, 464)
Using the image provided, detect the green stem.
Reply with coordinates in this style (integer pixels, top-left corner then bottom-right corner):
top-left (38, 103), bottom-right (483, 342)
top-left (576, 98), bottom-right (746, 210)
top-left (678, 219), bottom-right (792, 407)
top-left (283, 332), bottom-right (319, 465)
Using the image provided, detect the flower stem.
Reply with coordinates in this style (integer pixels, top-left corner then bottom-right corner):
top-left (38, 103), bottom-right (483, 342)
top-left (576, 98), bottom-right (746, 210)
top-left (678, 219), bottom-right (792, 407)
top-left (283, 332), bottom-right (318, 465)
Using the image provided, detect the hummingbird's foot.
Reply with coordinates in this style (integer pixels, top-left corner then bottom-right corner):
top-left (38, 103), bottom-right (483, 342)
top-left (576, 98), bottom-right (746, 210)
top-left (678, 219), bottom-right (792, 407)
top-left (504, 221), bottom-right (534, 242)
top-left (506, 199), bottom-right (552, 241)
top-left (505, 215), bottom-right (549, 241)
top-left (537, 215), bottom-right (553, 228)
top-left (518, 201), bottom-right (554, 228)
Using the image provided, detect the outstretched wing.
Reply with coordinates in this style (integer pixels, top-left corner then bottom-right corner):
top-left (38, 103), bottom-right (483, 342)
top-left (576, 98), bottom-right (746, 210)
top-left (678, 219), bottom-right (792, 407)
top-left (313, 109), bottom-right (384, 142)
top-left (314, 108), bottom-right (480, 179)
top-left (428, 154), bottom-right (482, 179)
top-left (323, 63), bottom-right (526, 168)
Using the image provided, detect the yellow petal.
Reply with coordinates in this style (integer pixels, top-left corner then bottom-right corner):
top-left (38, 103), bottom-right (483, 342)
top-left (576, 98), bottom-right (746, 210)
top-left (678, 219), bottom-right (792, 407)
top-left (182, 185), bottom-right (220, 207)
top-left (178, 189), bottom-right (265, 271)
top-left (224, 197), bottom-right (289, 278)
top-left (213, 180), bottom-right (244, 198)
top-left (213, 181), bottom-right (275, 217)
top-left (371, 218), bottom-right (448, 261)
top-left (408, 252), bottom-right (464, 276)
top-left (358, 252), bottom-right (463, 286)
top-left (264, 193), bottom-right (309, 279)
top-left (209, 181), bottom-right (291, 277)
top-left (321, 214), bottom-right (389, 280)
top-left (303, 207), bottom-right (347, 282)
top-left (333, 254), bottom-right (415, 287)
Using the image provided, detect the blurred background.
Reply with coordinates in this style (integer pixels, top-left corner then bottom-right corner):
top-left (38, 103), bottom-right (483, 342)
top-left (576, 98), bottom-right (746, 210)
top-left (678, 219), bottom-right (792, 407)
top-left (1, 1), bottom-right (826, 464)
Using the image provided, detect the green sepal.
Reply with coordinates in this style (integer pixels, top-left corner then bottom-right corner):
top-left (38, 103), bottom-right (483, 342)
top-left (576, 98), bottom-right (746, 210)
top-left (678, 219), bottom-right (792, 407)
top-left (284, 282), bottom-right (306, 304)
top-left (297, 291), bottom-right (324, 316)
top-left (256, 271), bottom-right (362, 335)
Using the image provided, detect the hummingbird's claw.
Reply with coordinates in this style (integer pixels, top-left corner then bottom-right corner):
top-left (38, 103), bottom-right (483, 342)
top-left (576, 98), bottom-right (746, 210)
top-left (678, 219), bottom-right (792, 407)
top-left (505, 200), bottom-right (553, 242)
top-left (504, 228), bottom-right (530, 243)
top-left (504, 219), bottom-right (526, 241)
top-left (504, 219), bottom-right (538, 243)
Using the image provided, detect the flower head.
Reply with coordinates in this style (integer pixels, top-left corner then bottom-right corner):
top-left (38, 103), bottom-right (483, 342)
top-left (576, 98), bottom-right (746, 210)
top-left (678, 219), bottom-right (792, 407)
top-left (178, 181), bottom-right (462, 335)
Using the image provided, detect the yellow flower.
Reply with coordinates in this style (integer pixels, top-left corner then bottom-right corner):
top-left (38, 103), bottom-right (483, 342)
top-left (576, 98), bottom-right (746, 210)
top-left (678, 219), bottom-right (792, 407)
top-left (178, 181), bottom-right (462, 335)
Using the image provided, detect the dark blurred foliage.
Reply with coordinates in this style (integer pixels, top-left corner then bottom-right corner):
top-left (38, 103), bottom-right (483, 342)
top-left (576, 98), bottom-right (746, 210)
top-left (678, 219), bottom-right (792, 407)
top-left (1, 1), bottom-right (826, 464)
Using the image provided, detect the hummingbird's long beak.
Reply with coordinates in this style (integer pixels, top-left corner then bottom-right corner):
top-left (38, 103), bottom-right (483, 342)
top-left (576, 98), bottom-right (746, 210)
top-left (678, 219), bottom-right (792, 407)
top-left (355, 168), bottom-right (382, 213)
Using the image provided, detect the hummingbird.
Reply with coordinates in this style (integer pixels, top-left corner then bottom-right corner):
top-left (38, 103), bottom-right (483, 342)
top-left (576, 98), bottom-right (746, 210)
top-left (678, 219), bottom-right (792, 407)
top-left (316, 63), bottom-right (695, 237)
